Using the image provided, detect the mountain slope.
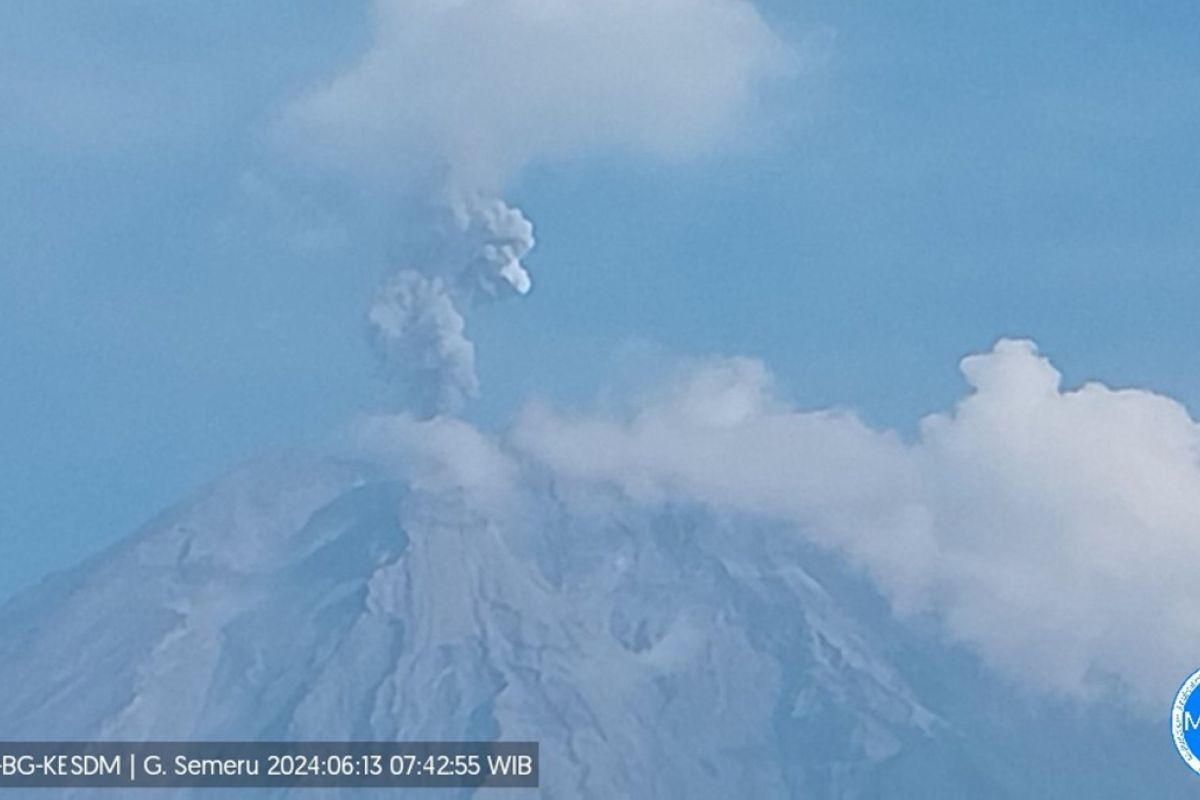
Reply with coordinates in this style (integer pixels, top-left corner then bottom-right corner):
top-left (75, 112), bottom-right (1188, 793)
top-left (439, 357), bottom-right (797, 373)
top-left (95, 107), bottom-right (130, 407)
top-left (0, 453), bottom-right (1188, 798)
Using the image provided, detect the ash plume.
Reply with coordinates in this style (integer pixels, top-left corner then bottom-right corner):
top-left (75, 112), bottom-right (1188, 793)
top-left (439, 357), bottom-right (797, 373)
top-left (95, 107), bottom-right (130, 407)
top-left (367, 197), bottom-right (535, 416)
top-left (278, 0), bottom-right (789, 418)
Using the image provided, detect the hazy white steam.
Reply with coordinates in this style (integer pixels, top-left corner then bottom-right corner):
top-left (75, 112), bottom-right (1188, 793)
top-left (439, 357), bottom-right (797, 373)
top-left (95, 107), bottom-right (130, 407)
top-left (281, 0), bottom-right (791, 192)
top-left (513, 339), bottom-right (1200, 713)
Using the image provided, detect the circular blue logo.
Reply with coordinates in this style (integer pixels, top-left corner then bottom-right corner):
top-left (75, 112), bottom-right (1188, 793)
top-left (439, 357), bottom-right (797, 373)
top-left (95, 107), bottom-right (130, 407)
top-left (1172, 668), bottom-right (1200, 774)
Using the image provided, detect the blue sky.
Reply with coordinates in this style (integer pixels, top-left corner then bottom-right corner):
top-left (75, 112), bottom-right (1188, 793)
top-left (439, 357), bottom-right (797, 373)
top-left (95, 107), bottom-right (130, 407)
top-left (2, 0), bottom-right (1200, 600)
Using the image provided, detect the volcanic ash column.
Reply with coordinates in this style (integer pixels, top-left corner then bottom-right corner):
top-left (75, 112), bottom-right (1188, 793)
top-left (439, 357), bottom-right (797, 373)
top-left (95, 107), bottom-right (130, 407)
top-left (367, 198), bottom-right (536, 417)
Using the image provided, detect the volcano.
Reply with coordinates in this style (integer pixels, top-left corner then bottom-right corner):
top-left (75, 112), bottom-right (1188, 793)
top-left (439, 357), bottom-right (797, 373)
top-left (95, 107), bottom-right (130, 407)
top-left (0, 452), bottom-right (1185, 798)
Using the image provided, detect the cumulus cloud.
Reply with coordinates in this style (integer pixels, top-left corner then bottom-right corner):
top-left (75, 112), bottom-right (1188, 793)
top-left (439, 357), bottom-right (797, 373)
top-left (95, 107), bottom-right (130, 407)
top-left (351, 412), bottom-right (520, 510)
top-left (280, 0), bottom-right (792, 192)
top-left (512, 339), bottom-right (1200, 712)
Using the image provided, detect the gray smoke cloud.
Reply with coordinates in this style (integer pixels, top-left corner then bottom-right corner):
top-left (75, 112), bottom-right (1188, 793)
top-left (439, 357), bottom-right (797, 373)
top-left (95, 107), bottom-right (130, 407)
top-left (367, 197), bottom-right (535, 416)
top-left (278, 0), bottom-right (791, 417)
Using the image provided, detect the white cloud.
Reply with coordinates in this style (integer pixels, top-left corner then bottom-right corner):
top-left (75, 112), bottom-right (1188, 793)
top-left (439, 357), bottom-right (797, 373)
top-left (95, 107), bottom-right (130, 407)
top-left (279, 0), bottom-right (792, 191)
top-left (512, 339), bottom-right (1200, 713)
top-left (351, 412), bottom-right (520, 509)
